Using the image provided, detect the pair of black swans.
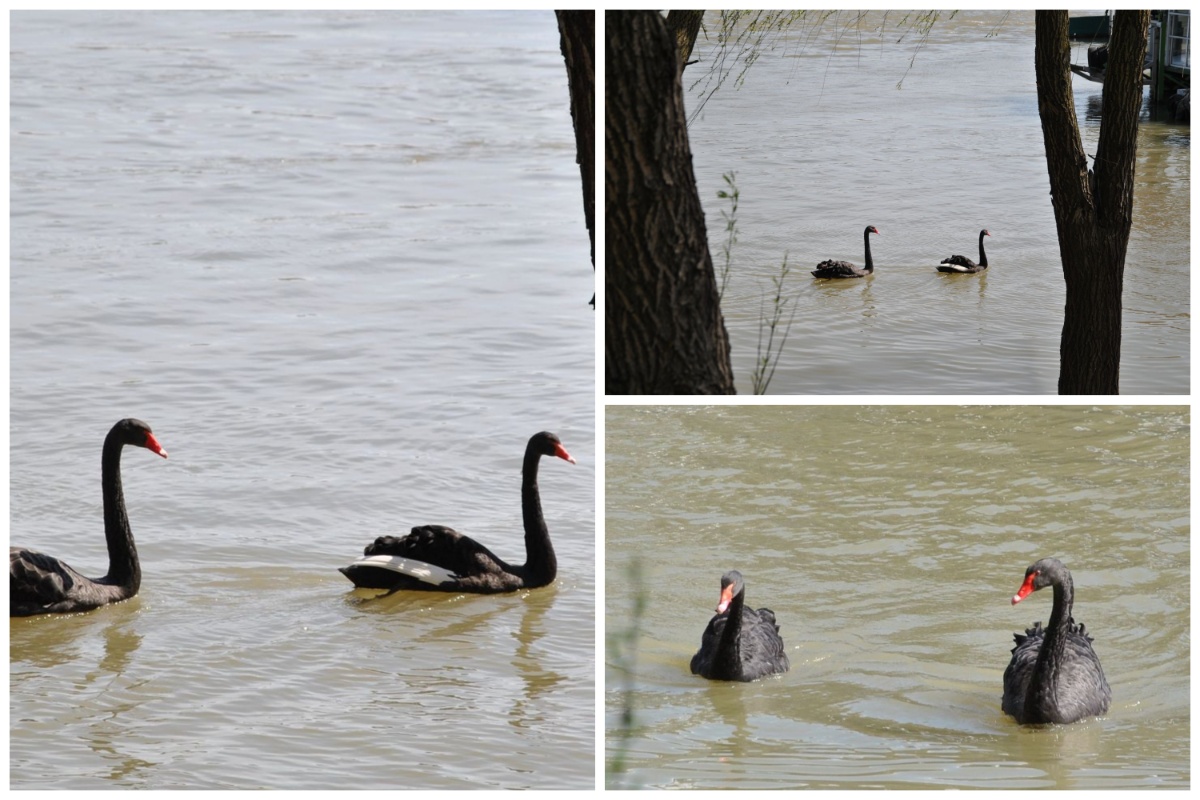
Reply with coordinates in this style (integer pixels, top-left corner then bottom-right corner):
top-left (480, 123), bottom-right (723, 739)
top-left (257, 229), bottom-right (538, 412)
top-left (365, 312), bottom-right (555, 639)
top-left (690, 561), bottom-right (1111, 726)
top-left (10, 419), bottom-right (575, 617)
top-left (810, 226), bottom-right (991, 278)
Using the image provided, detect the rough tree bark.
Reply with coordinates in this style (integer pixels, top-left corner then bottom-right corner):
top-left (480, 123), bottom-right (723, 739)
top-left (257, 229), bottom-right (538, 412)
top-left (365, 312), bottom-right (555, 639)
top-left (555, 11), bottom-right (596, 308)
top-left (1034, 10), bottom-right (1148, 395)
top-left (606, 10), bottom-right (736, 394)
top-left (667, 11), bottom-right (705, 71)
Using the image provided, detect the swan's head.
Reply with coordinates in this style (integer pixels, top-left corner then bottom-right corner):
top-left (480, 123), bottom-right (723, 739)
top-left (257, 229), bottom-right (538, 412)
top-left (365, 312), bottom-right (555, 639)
top-left (981, 229), bottom-right (992, 238)
top-left (533, 431), bottom-right (575, 464)
top-left (118, 418), bottom-right (168, 459)
top-left (716, 570), bottom-right (745, 613)
top-left (867, 225), bottom-right (880, 236)
top-left (1011, 557), bottom-right (1067, 605)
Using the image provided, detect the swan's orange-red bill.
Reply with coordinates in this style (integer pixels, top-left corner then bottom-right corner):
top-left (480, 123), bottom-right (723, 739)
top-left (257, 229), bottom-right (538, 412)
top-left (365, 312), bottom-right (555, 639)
top-left (1011, 571), bottom-right (1038, 605)
top-left (716, 583), bottom-right (736, 613)
top-left (145, 432), bottom-right (169, 459)
top-left (554, 443), bottom-right (576, 464)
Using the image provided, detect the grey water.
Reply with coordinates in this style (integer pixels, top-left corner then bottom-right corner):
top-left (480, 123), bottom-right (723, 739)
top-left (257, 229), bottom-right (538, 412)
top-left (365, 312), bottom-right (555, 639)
top-left (10, 11), bottom-right (594, 790)
top-left (686, 11), bottom-right (1189, 393)
top-left (605, 405), bottom-right (1189, 789)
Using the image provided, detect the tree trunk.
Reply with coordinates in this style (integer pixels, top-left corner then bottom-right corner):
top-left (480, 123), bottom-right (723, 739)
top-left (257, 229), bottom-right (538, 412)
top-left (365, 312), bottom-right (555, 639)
top-left (606, 10), bottom-right (736, 394)
top-left (1034, 10), bottom-right (1148, 395)
top-left (555, 11), bottom-right (596, 308)
top-left (667, 11), bottom-right (705, 71)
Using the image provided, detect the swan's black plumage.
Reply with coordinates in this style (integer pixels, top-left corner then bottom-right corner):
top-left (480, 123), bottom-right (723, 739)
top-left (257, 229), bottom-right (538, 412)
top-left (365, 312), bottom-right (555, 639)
top-left (812, 225), bottom-right (879, 278)
top-left (10, 418), bottom-right (168, 617)
top-left (937, 229), bottom-right (991, 273)
top-left (339, 431), bottom-right (575, 593)
top-left (690, 570), bottom-right (789, 681)
top-left (1001, 558), bottom-right (1111, 724)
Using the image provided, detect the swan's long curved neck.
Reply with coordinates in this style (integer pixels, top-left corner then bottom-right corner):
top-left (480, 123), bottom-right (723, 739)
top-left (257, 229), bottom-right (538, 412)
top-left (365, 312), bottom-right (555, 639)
top-left (978, 231), bottom-right (988, 267)
top-left (714, 588), bottom-right (745, 674)
top-left (101, 430), bottom-right (139, 592)
top-left (1044, 577), bottom-right (1073, 642)
top-left (863, 228), bottom-right (875, 272)
top-left (1030, 576), bottom-right (1074, 704)
top-left (521, 446), bottom-right (556, 585)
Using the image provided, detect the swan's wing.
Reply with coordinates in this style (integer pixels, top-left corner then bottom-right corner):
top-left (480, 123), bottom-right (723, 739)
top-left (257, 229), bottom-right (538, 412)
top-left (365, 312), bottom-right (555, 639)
top-left (1054, 619), bottom-right (1112, 718)
top-left (1001, 622), bottom-right (1044, 718)
top-left (10, 547), bottom-right (85, 610)
top-left (692, 607), bottom-right (789, 680)
top-left (813, 259), bottom-right (860, 277)
top-left (342, 554), bottom-right (460, 585)
top-left (1002, 618), bottom-right (1111, 723)
top-left (354, 525), bottom-right (507, 585)
top-left (690, 613), bottom-right (726, 675)
top-left (938, 255), bottom-right (977, 269)
top-left (738, 607), bottom-right (790, 678)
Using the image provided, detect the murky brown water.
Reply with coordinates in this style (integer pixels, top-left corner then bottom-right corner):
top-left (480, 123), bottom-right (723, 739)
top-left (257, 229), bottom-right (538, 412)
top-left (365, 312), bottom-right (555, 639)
top-left (686, 11), bottom-right (1189, 393)
top-left (11, 11), bottom-right (594, 789)
top-left (606, 405), bottom-right (1189, 789)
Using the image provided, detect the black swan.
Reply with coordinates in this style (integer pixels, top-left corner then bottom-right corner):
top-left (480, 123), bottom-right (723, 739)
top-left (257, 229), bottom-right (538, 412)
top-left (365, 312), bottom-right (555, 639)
top-left (339, 431), bottom-right (575, 593)
top-left (10, 418), bottom-right (168, 617)
top-left (812, 225), bottom-right (880, 278)
top-left (937, 229), bottom-right (991, 273)
top-left (1001, 558), bottom-right (1111, 724)
top-left (690, 570), bottom-right (789, 681)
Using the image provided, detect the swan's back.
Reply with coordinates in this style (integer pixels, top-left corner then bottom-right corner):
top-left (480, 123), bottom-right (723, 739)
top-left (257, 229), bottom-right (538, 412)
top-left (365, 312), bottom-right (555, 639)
top-left (1002, 618), bottom-right (1111, 724)
top-left (737, 607), bottom-right (790, 680)
top-left (812, 260), bottom-right (867, 278)
top-left (691, 605), bottom-right (789, 681)
top-left (10, 547), bottom-right (122, 616)
top-left (340, 525), bottom-right (529, 593)
top-left (937, 255), bottom-right (983, 273)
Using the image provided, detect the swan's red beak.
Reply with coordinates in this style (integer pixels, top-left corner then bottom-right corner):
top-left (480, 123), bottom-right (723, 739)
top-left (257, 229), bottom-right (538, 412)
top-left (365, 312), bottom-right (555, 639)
top-left (144, 432), bottom-right (169, 459)
top-left (554, 442), bottom-right (576, 464)
top-left (1011, 571), bottom-right (1037, 605)
top-left (716, 584), bottom-right (736, 614)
